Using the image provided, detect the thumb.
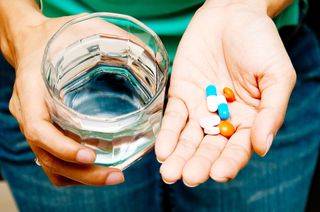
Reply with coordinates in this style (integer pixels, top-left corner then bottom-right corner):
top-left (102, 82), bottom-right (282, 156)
top-left (251, 62), bottom-right (296, 156)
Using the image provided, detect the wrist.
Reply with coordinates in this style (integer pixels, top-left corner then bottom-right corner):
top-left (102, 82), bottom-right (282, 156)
top-left (266, 0), bottom-right (294, 17)
top-left (204, 0), bottom-right (293, 17)
top-left (0, 0), bottom-right (47, 65)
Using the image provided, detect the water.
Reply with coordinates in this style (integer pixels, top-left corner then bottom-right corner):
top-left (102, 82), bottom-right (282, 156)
top-left (63, 64), bottom-right (151, 118)
top-left (45, 34), bottom-right (165, 169)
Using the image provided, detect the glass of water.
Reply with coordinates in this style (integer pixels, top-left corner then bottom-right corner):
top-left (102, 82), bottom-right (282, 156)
top-left (42, 13), bottom-right (169, 170)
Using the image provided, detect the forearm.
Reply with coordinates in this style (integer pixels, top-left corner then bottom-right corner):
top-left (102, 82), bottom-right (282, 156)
top-left (266, 0), bottom-right (294, 17)
top-left (205, 0), bottom-right (294, 17)
top-left (0, 0), bottom-right (45, 65)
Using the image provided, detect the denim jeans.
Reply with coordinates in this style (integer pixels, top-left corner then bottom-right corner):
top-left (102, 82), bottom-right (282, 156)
top-left (0, 25), bottom-right (319, 212)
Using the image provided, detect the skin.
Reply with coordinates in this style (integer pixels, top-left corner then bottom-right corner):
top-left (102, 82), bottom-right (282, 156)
top-left (0, 0), bottom-right (296, 187)
top-left (155, 0), bottom-right (296, 186)
top-left (0, 0), bottom-right (126, 186)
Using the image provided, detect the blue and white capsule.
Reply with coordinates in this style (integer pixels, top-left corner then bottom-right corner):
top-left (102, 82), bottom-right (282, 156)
top-left (217, 95), bottom-right (230, 120)
top-left (206, 84), bottom-right (218, 112)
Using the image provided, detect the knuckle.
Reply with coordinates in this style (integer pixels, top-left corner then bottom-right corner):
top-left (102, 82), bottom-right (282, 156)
top-left (193, 153), bottom-right (212, 166)
top-left (178, 138), bottom-right (198, 153)
top-left (24, 122), bottom-right (41, 141)
top-left (40, 155), bottom-right (57, 173)
top-left (228, 144), bottom-right (250, 160)
top-left (290, 70), bottom-right (297, 85)
top-left (50, 178), bottom-right (65, 187)
top-left (8, 98), bottom-right (16, 115)
top-left (223, 155), bottom-right (241, 171)
top-left (202, 143), bottom-right (223, 155)
top-left (84, 170), bottom-right (108, 186)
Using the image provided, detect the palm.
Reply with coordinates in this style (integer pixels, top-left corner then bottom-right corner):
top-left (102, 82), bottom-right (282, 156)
top-left (155, 4), bottom-right (296, 186)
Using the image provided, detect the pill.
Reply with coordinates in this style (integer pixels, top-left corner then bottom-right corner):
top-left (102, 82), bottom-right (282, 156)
top-left (206, 84), bottom-right (217, 96)
top-left (204, 126), bottom-right (220, 135)
top-left (223, 87), bottom-right (235, 102)
top-left (217, 95), bottom-right (230, 120)
top-left (218, 121), bottom-right (235, 138)
top-left (200, 114), bottom-right (221, 129)
top-left (206, 84), bottom-right (218, 112)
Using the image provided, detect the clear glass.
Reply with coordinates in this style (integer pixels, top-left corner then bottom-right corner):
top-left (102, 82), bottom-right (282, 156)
top-left (42, 13), bottom-right (169, 170)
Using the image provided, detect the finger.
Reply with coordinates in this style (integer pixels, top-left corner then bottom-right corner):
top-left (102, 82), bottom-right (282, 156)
top-left (25, 120), bottom-right (97, 164)
top-left (210, 128), bottom-right (252, 182)
top-left (155, 97), bottom-right (188, 162)
top-left (31, 146), bottom-right (83, 186)
top-left (160, 119), bottom-right (203, 184)
top-left (42, 169), bottom-right (83, 187)
top-left (8, 86), bottom-right (23, 124)
top-left (252, 65), bottom-right (296, 156)
top-left (32, 147), bottom-right (83, 187)
top-left (182, 135), bottom-right (227, 187)
top-left (15, 74), bottom-right (96, 164)
top-left (36, 148), bottom-right (125, 186)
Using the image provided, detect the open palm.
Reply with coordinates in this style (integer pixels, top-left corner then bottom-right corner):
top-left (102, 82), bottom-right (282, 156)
top-left (155, 3), bottom-right (296, 186)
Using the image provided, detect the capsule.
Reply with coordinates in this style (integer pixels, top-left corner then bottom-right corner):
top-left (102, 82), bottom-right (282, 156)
top-left (206, 84), bottom-right (218, 112)
top-left (200, 114), bottom-right (221, 129)
top-left (218, 121), bottom-right (235, 138)
top-left (217, 95), bottom-right (230, 120)
top-left (204, 126), bottom-right (220, 135)
top-left (223, 87), bottom-right (235, 102)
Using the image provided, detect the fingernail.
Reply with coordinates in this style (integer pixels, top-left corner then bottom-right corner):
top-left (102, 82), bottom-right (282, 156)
top-left (211, 176), bottom-right (231, 183)
top-left (156, 157), bottom-right (164, 164)
top-left (262, 134), bottom-right (273, 157)
top-left (183, 180), bottom-right (199, 188)
top-left (105, 172), bottom-right (125, 185)
top-left (162, 178), bottom-right (176, 185)
top-left (76, 149), bottom-right (96, 163)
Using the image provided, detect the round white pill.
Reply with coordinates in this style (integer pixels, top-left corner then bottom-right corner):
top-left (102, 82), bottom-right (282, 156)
top-left (206, 96), bottom-right (218, 112)
top-left (200, 114), bottom-right (221, 129)
top-left (204, 126), bottom-right (220, 135)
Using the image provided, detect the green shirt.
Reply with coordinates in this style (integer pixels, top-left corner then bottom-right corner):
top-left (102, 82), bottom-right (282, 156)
top-left (38, 0), bottom-right (306, 62)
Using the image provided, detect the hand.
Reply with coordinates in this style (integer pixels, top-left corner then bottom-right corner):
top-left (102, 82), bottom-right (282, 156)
top-left (4, 14), bottom-right (129, 186)
top-left (155, 1), bottom-right (296, 186)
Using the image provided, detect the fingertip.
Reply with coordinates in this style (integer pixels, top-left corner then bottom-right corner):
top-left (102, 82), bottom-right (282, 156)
top-left (261, 134), bottom-right (273, 157)
top-left (105, 171), bottom-right (125, 185)
top-left (182, 157), bottom-right (210, 187)
top-left (156, 156), bottom-right (164, 164)
top-left (251, 110), bottom-right (275, 156)
top-left (210, 176), bottom-right (231, 183)
top-left (182, 179), bottom-right (199, 188)
top-left (162, 178), bottom-right (176, 185)
top-left (76, 148), bottom-right (96, 164)
top-left (160, 157), bottom-right (183, 184)
top-left (210, 160), bottom-right (237, 183)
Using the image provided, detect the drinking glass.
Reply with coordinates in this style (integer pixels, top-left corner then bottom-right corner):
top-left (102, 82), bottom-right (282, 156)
top-left (42, 12), bottom-right (169, 170)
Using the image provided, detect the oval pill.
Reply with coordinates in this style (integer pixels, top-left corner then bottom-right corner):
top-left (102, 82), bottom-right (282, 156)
top-left (217, 95), bottom-right (230, 120)
top-left (200, 114), bottom-right (221, 129)
top-left (218, 121), bottom-right (235, 138)
top-left (204, 126), bottom-right (220, 135)
top-left (223, 87), bottom-right (235, 102)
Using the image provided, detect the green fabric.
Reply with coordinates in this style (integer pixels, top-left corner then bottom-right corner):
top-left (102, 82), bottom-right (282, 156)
top-left (39, 0), bottom-right (305, 62)
top-left (274, 0), bottom-right (308, 29)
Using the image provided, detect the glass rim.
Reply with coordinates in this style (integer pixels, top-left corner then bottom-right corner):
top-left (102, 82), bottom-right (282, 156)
top-left (41, 12), bottom-right (169, 123)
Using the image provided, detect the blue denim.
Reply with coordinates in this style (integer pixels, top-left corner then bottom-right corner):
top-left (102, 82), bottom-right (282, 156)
top-left (0, 57), bottom-right (162, 211)
top-left (0, 25), bottom-right (319, 211)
